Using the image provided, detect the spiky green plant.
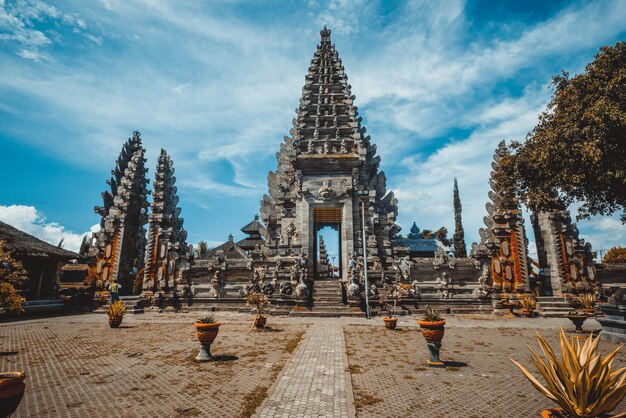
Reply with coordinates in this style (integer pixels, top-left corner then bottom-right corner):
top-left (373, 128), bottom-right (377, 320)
top-left (511, 329), bottom-right (626, 418)
top-left (577, 293), bottom-right (597, 310)
top-left (518, 296), bottom-right (537, 311)
top-left (196, 315), bottom-right (216, 324)
top-left (422, 306), bottom-right (442, 322)
top-left (106, 300), bottom-right (127, 318)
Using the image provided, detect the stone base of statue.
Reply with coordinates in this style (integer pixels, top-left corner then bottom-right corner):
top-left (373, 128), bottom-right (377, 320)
top-left (196, 343), bottom-right (213, 362)
top-left (426, 342), bottom-right (445, 367)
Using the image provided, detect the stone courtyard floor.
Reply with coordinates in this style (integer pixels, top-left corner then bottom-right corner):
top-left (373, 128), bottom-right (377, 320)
top-left (1, 312), bottom-right (625, 417)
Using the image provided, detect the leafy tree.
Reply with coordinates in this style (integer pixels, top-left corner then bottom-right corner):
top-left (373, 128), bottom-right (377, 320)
top-left (194, 240), bottom-right (209, 258)
top-left (79, 235), bottom-right (90, 257)
top-left (422, 227), bottom-right (451, 247)
top-left (0, 240), bottom-right (28, 314)
top-left (604, 246), bottom-right (626, 264)
top-left (499, 42), bottom-right (626, 222)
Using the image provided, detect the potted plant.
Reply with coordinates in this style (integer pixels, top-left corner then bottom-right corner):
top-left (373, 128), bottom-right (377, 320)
top-left (379, 285), bottom-right (407, 329)
top-left (518, 295), bottom-right (537, 317)
top-left (511, 329), bottom-right (626, 417)
top-left (106, 300), bottom-right (127, 328)
top-left (565, 310), bottom-right (590, 332)
top-left (577, 293), bottom-right (597, 314)
top-left (194, 315), bottom-right (222, 362)
top-left (246, 291), bottom-right (270, 329)
top-left (0, 241), bottom-right (28, 417)
top-left (0, 371), bottom-right (26, 418)
top-left (417, 306), bottom-right (446, 367)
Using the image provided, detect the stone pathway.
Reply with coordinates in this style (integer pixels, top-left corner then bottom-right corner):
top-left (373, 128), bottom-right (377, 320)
top-left (256, 324), bottom-right (355, 418)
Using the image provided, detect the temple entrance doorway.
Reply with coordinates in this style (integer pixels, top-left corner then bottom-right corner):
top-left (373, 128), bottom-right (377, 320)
top-left (314, 224), bottom-right (340, 279)
top-left (312, 207), bottom-right (342, 280)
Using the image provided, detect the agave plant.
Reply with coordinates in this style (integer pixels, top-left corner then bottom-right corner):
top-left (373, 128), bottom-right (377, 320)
top-left (577, 293), bottom-right (598, 310)
top-left (105, 300), bottom-right (127, 318)
top-left (196, 315), bottom-right (216, 324)
top-left (511, 329), bottom-right (626, 418)
top-left (245, 291), bottom-right (270, 315)
top-left (518, 296), bottom-right (537, 311)
top-left (422, 306), bottom-right (442, 322)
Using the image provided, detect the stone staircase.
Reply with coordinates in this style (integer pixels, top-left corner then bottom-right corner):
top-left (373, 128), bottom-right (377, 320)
top-left (22, 299), bottom-right (66, 314)
top-left (536, 296), bottom-right (572, 318)
top-left (290, 279), bottom-right (364, 317)
top-left (97, 296), bottom-right (144, 314)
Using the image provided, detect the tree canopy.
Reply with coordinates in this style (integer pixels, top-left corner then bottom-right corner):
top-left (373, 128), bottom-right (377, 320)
top-left (604, 246), bottom-right (626, 264)
top-left (0, 240), bottom-right (27, 314)
top-left (500, 42), bottom-right (626, 222)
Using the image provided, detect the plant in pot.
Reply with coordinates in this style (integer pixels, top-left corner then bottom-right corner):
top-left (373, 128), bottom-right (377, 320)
top-left (246, 291), bottom-right (270, 329)
top-left (577, 293), bottom-right (597, 315)
top-left (511, 328), bottom-right (626, 417)
top-left (194, 315), bottom-right (222, 362)
top-left (379, 285), bottom-right (408, 329)
top-left (106, 300), bottom-right (127, 328)
top-left (565, 310), bottom-right (590, 333)
top-left (0, 240), bottom-right (28, 418)
top-left (417, 306), bottom-right (446, 367)
top-left (518, 295), bottom-right (537, 317)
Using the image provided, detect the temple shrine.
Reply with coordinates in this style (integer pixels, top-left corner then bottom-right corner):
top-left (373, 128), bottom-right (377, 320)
top-left (81, 27), bottom-right (600, 316)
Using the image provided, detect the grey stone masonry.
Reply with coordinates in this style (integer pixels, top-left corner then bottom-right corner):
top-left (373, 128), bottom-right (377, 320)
top-left (256, 323), bottom-right (355, 418)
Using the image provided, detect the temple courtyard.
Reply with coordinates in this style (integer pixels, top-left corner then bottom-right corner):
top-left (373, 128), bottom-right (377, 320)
top-left (1, 313), bottom-right (625, 418)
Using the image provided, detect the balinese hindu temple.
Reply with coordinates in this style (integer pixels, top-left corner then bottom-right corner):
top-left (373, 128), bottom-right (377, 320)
top-left (64, 27), bottom-right (611, 318)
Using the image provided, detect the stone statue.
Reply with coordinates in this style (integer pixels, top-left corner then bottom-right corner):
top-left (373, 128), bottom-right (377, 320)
top-left (436, 272), bottom-right (452, 299)
top-left (346, 278), bottom-right (361, 302)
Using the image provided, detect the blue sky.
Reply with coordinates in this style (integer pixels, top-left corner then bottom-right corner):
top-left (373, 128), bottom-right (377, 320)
top-left (0, 0), bottom-right (625, 257)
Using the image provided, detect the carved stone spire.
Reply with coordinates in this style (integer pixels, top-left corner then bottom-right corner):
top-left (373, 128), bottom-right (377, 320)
top-left (452, 178), bottom-right (467, 258)
top-left (93, 131), bottom-right (149, 293)
top-left (476, 140), bottom-right (530, 293)
top-left (142, 149), bottom-right (189, 295)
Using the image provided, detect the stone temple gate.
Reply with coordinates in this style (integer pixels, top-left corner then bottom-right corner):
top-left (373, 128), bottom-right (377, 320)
top-left (260, 26), bottom-right (400, 280)
top-left (84, 26), bottom-right (599, 316)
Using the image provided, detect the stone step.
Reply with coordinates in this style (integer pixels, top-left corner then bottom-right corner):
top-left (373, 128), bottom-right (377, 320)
top-left (289, 309), bottom-right (365, 317)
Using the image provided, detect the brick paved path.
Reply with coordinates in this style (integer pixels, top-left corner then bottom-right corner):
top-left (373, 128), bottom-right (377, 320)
top-left (256, 324), bottom-right (355, 418)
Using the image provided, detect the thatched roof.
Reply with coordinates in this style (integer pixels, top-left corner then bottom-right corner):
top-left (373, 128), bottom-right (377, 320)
top-left (0, 220), bottom-right (80, 260)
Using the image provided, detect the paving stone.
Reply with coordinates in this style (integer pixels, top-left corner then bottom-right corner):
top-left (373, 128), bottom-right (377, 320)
top-left (256, 324), bottom-right (354, 417)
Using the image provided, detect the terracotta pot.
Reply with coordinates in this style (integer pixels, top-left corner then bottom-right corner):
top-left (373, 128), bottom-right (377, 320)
top-left (194, 322), bottom-right (222, 345)
top-left (521, 308), bottom-right (534, 317)
top-left (253, 315), bottom-right (267, 329)
top-left (0, 371), bottom-right (26, 418)
top-left (383, 317), bottom-right (398, 330)
top-left (108, 316), bottom-right (123, 328)
top-left (541, 408), bottom-right (569, 418)
top-left (582, 308), bottom-right (596, 314)
top-left (417, 320), bottom-right (446, 343)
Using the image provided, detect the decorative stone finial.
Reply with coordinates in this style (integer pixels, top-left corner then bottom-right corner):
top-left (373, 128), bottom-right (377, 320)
top-left (228, 233), bottom-right (234, 242)
top-left (254, 214), bottom-right (259, 220)
top-left (320, 26), bottom-right (331, 42)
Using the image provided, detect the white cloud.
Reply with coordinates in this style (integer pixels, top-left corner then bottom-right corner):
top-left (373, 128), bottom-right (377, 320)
top-left (172, 83), bottom-right (191, 93)
top-left (0, 0), bottom-right (90, 58)
top-left (0, 205), bottom-right (97, 252)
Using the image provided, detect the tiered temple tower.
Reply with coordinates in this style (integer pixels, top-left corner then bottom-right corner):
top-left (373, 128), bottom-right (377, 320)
top-left (477, 141), bottom-right (530, 293)
top-left (142, 149), bottom-right (190, 298)
top-left (531, 203), bottom-right (598, 296)
top-left (260, 26), bottom-right (400, 279)
top-left (452, 178), bottom-right (467, 258)
top-left (93, 131), bottom-right (149, 294)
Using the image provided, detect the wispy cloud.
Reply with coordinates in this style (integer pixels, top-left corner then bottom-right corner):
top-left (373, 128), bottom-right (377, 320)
top-left (0, 0), bottom-right (624, 250)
